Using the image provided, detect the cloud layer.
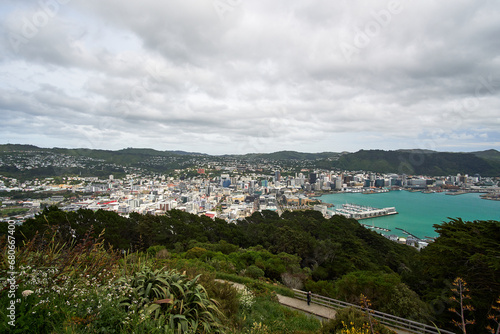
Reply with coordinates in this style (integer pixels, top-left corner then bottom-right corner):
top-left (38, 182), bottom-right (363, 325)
top-left (1, 0), bottom-right (499, 154)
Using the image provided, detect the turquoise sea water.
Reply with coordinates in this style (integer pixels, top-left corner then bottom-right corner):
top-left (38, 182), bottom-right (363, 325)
top-left (320, 191), bottom-right (500, 239)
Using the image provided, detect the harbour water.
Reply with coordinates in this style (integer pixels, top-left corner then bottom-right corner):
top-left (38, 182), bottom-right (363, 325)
top-left (320, 191), bottom-right (500, 239)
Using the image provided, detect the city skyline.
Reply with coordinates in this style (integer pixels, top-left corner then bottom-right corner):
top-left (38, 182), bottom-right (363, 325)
top-left (1, 0), bottom-right (500, 155)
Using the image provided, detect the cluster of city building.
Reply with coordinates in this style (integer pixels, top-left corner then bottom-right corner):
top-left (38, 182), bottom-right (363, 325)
top-left (2, 161), bottom-right (499, 250)
top-left (2, 165), bottom-right (498, 222)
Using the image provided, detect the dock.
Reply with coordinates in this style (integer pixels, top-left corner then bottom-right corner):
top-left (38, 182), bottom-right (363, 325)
top-left (332, 203), bottom-right (397, 220)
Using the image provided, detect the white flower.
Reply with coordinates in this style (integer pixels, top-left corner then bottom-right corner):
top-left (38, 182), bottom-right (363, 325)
top-left (22, 290), bottom-right (34, 297)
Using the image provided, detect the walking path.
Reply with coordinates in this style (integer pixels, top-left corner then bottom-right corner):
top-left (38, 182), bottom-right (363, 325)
top-left (276, 294), bottom-right (409, 334)
top-left (276, 294), bottom-right (336, 319)
top-left (216, 279), bottom-right (410, 334)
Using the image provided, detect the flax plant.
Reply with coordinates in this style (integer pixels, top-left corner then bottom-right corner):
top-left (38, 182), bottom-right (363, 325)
top-left (486, 297), bottom-right (500, 334)
top-left (118, 266), bottom-right (225, 333)
top-left (449, 277), bottom-right (475, 334)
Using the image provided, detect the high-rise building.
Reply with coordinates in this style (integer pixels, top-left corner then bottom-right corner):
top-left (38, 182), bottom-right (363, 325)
top-left (335, 177), bottom-right (342, 190)
top-left (221, 174), bottom-right (231, 188)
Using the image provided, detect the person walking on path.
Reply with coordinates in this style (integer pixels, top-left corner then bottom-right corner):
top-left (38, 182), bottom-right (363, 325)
top-left (307, 291), bottom-right (312, 306)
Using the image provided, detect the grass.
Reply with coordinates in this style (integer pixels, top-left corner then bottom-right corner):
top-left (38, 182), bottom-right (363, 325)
top-left (0, 207), bottom-right (29, 217)
top-left (231, 294), bottom-right (322, 333)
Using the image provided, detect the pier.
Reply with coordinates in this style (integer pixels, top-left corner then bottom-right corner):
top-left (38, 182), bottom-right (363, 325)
top-left (332, 203), bottom-right (397, 220)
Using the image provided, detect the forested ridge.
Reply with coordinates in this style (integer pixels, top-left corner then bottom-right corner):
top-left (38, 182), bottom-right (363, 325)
top-left (2, 144), bottom-right (500, 177)
top-left (332, 149), bottom-right (500, 176)
top-left (2, 208), bottom-right (500, 333)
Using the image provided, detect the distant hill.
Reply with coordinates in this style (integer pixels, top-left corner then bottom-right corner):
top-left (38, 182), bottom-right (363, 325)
top-left (0, 144), bottom-right (46, 152)
top-left (235, 150), bottom-right (341, 160)
top-left (1, 144), bottom-right (499, 176)
top-left (332, 149), bottom-right (500, 176)
top-left (0, 145), bottom-right (205, 178)
top-left (472, 149), bottom-right (500, 162)
top-left (0, 145), bottom-right (205, 158)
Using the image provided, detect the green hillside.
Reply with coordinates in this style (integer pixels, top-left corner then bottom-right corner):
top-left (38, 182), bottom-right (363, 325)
top-left (2, 144), bottom-right (499, 176)
top-left (472, 149), bottom-right (500, 161)
top-left (332, 149), bottom-right (500, 176)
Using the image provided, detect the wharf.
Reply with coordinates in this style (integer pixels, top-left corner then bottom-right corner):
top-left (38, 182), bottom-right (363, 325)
top-left (333, 203), bottom-right (397, 220)
top-left (446, 191), bottom-right (467, 196)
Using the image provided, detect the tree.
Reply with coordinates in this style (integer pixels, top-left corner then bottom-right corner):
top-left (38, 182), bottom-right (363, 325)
top-left (419, 219), bottom-right (500, 332)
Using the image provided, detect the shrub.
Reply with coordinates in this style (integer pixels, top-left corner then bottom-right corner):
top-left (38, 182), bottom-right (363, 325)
top-left (0, 265), bottom-right (126, 334)
top-left (319, 307), bottom-right (395, 334)
top-left (202, 280), bottom-right (240, 324)
top-left (185, 247), bottom-right (208, 259)
top-left (304, 279), bottom-right (336, 298)
top-left (244, 265), bottom-right (265, 279)
top-left (146, 245), bottom-right (166, 257)
top-left (281, 272), bottom-right (307, 290)
top-left (156, 248), bottom-right (170, 259)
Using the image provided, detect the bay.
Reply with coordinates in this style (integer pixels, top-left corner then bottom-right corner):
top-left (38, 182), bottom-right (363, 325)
top-left (319, 191), bottom-right (500, 239)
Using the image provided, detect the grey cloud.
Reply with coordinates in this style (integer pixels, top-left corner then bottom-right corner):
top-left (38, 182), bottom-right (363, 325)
top-left (1, 0), bottom-right (499, 153)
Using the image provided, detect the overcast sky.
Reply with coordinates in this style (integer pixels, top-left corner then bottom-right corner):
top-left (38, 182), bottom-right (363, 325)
top-left (1, 0), bottom-right (499, 155)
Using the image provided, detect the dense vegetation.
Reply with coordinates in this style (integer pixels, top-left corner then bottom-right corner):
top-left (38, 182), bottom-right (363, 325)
top-left (0, 226), bottom-right (321, 333)
top-left (12, 208), bottom-right (417, 281)
top-left (1, 208), bottom-right (499, 333)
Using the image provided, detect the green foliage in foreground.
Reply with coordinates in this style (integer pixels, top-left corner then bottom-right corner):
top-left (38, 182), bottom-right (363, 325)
top-left (416, 218), bottom-right (500, 332)
top-left (118, 267), bottom-right (224, 333)
top-left (14, 207), bottom-right (418, 284)
top-left (2, 207), bottom-right (499, 333)
top-left (0, 228), bottom-right (322, 333)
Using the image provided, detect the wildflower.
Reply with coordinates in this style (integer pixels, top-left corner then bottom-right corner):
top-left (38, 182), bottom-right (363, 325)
top-left (22, 290), bottom-right (34, 297)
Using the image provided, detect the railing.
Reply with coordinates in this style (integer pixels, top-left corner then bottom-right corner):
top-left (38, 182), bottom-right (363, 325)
top-left (293, 289), bottom-right (454, 334)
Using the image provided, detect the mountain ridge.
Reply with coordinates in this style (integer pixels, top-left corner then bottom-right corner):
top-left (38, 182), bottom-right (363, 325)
top-left (1, 144), bottom-right (499, 176)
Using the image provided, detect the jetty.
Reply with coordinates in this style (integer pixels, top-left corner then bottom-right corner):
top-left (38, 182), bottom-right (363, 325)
top-left (395, 227), bottom-right (421, 240)
top-left (332, 203), bottom-right (397, 220)
top-left (360, 223), bottom-right (391, 232)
